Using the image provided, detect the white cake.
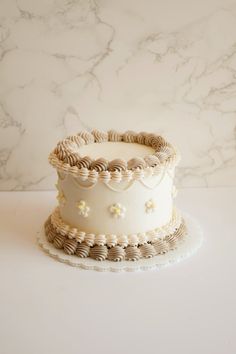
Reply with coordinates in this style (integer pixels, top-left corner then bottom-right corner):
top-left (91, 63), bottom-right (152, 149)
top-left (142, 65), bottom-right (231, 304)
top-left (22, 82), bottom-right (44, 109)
top-left (45, 130), bottom-right (187, 262)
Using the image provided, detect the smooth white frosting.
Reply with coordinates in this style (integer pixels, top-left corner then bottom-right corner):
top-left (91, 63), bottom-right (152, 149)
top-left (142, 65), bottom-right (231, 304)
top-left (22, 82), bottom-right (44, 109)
top-left (59, 167), bottom-right (174, 235)
top-left (78, 142), bottom-right (155, 160)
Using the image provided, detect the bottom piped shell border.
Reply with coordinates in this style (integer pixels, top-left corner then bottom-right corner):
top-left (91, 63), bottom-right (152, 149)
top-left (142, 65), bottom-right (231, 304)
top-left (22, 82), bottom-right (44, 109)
top-left (44, 216), bottom-right (187, 262)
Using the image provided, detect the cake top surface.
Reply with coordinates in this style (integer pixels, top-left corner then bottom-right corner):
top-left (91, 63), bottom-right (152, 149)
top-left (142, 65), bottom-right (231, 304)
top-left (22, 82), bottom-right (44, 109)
top-left (49, 130), bottom-right (180, 182)
top-left (77, 141), bottom-right (155, 160)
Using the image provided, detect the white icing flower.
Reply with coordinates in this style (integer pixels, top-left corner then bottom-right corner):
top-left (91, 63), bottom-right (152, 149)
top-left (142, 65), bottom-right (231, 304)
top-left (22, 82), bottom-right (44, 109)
top-left (145, 199), bottom-right (156, 213)
top-left (76, 200), bottom-right (90, 218)
top-left (56, 190), bottom-right (66, 206)
top-left (172, 185), bottom-right (178, 198)
top-left (109, 203), bottom-right (126, 219)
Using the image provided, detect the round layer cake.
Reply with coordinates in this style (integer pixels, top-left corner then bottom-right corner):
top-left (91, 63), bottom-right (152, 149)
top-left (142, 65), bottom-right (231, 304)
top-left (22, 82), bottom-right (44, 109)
top-left (45, 130), bottom-right (187, 262)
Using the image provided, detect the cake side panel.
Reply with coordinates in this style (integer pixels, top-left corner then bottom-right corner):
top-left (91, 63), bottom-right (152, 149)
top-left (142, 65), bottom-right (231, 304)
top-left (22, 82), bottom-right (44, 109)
top-left (57, 169), bottom-right (175, 235)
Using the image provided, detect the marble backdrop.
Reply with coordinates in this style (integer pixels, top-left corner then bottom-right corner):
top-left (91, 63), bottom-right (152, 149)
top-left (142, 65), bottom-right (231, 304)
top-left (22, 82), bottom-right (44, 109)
top-left (0, 0), bottom-right (236, 190)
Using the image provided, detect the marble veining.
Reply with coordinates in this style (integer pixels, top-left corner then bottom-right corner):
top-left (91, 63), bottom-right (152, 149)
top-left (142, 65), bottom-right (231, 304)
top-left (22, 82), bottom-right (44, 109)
top-left (0, 0), bottom-right (236, 190)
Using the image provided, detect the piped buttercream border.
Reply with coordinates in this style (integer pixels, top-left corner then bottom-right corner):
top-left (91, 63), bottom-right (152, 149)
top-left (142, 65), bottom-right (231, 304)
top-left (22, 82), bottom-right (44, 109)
top-left (49, 207), bottom-right (182, 247)
top-left (45, 216), bottom-right (187, 262)
top-left (49, 130), bottom-right (180, 183)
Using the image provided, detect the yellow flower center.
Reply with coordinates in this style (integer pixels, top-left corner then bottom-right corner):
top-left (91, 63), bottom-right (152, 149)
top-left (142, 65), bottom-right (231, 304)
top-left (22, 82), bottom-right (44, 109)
top-left (113, 206), bottom-right (121, 215)
top-left (146, 200), bottom-right (155, 210)
top-left (78, 201), bottom-right (86, 210)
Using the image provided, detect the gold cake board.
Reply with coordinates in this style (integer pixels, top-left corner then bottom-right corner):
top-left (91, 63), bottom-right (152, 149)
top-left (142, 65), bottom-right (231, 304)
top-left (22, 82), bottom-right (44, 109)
top-left (37, 212), bottom-right (203, 272)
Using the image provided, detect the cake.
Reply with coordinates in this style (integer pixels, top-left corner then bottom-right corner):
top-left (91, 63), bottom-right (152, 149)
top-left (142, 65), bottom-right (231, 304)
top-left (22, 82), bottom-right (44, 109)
top-left (44, 130), bottom-right (187, 262)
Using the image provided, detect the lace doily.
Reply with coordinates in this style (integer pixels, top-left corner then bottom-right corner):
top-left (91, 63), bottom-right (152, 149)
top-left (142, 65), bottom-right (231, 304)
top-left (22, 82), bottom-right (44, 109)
top-left (37, 212), bottom-right (203, 272)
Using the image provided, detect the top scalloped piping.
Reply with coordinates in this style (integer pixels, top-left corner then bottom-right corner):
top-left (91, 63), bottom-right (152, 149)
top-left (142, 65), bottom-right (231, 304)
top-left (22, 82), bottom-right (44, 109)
top-left (99, 179), bottom-right (136, 192)
top-left (69, 171), bottom-right (167, 192)
top-left (139, 166), bottom-right (167, 190)
top-left (71, 178), bottom-right (98, 190)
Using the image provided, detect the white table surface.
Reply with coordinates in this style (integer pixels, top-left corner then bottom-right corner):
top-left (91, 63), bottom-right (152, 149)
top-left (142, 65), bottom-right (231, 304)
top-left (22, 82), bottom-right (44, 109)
top-left (0, 188), bottom-right (236, 354)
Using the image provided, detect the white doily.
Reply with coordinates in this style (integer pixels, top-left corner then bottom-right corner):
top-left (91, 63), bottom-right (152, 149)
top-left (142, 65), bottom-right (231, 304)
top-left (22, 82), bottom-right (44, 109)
top-left (37, 212), bottom-right (203, 272)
